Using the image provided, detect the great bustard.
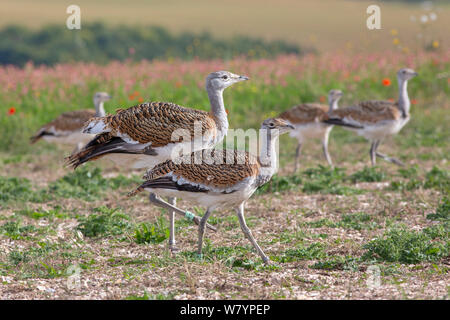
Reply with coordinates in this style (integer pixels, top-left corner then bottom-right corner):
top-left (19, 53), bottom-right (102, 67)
top-left (128, 118), bottom-right (294, 264)
top-left (30, 92), bottom-right (111, 151)
top-left (324, 68), bottom-right (418, 166)
top-left (279, 89), bottom-right (343, 172)
top-left (66, 71), bottom-right (248, 253)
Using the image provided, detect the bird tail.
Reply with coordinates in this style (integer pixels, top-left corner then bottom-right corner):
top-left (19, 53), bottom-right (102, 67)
top-left (323, 118), bottom-right (364, 129)
top-left (65, 134), bottom-right (124, 169)
top-left (30, 133), bottom-right (43, 144)
top-left (127, 186), bottom-right (145, 198)
top-left (30, 129), bottom-right (48, 144)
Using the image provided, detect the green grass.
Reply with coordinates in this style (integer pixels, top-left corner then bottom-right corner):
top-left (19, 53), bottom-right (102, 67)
top-left (306, 213), bottom-right (379, 231)
top-left (274, 243), bottom-right (327, 263)
top-left (48, 166), bottom-right (140, 201)
top-left (134, 216), bottom-right (170, 244)
top-left (15, 206), bottom-right (70, 221)
top-left (362, 226), bottom-right (449, 264)
top-left (76, 206), bottom-right (133, 238)
top-left (348, 167), bottom-right (386, 183)
top-left (2, 241), bottom-right (81, 279)
top-left (427, 197), bottom-right (449, 222)
top-left (310, 256), bottom-right (360, 271)
top-left (0, 220), bottom-right (37, 240)
top-left (0, 166), bottom-right (141, 206)
top-left (389, 166), bottom-right (450, 193)
top-left (257, 165), bottom-right (365, 195)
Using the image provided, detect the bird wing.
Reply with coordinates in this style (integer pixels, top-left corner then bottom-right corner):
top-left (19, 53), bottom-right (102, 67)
top-left (279, 103), bottom-right (328, 124)
top-left (31, 109), bottom-right (95, 143)
top-left (328, 100), bottom-right (401, 126)
top-left (83, 102), bottom-right (217, 147)
top-left (129, 149), bottom-right (260, 196)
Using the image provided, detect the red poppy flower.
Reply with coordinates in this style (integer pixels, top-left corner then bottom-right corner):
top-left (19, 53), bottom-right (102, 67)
top-left (8, 107), bottom-right (16, 115)
top-left (138, 97), bottom-right (144, 103)
top-left (225, 109), bottom-right (229, 115)
top-left (382, 78), bottom-right (391, 86)
top-left (387, 98), bottom-right (395, 102)
top-left (319, 96), bottom-right (326, 103)
top-left (411, 99), bottom-right (417, 105)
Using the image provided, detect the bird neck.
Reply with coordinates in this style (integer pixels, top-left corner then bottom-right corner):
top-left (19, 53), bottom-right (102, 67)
top-left (207, 85), bottom-right (228, 134)
top-left (397, 78), bottom-right (410, 117)
top-left (258, 129), bottom-right (279, 176)
top-left (328, 99), bottom-right (339, 112)
top-left (95, 101), bottom-right (105, 117)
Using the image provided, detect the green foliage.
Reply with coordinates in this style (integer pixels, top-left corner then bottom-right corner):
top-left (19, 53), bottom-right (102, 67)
top-left (274, 243), bottom-right (326, 263)
top-left (348, 167), bottom-right (386, 183)
top-left (3, 242), bottom-right (74, 279)
top-left (427, 197), bottom-right (449, 222)
top-left (389, 166), bottom-right (449, 193)
top-left (362, 226), bottom-right (449, 264)
top-left (424, 166), bottom-right (449, 193)
top-left (256, 174), bottom-right (302, 194)
top-left (0, 23), bottom-right (302, 66)
top-left (0, 221), bottom-right (37, 239)
top-left (310, 256), bottom-right (359, 271)
top-left (125, 291), bottom-right (175, 300)
top-left (134, 217), bottom-right (170, 244)
top-left (49, 167), bottom-right (122, 201)
top-left (0, 176), bottom-right (47, 203)
top-left (15, 206), bottom-right (69, 221)
top-left (307, 213), bottom-right (379, 230)
top-left (77, 206), bottom-right (132, 238)
top-left (338, 213), bottom-right (379, 231)
top-left (8, 250), bottom-right (31, 266)
top-left (301, 165), bottom-right (361, 195)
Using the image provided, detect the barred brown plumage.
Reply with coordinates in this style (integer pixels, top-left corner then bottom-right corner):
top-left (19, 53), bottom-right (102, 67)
top-left (128, 117), bottom-right (294, 264)
top-left (279, 89), bottom-right (343, 171)
top-left (66, 71), bottom-right (249, 170)
top-left (323, 68), bottom-right (418, 166)
top-left (328, 100), bottom-right (402, 124)
top-left (279, 103), bottom-right (329, 125)
top-left (30, 109), bottom-right (96, 144)
top-left (30, 92), bottom-right (111, 150)
top-left (141, 149), bottom-right (260, 190)
top-left (66, 71), bottom-right (249, 255)
top-left (90, 102), bottom-right (218, 146)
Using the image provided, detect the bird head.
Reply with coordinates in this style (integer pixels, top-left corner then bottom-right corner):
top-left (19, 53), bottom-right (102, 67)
top-left (261, 117), bottom-right (295, 136)
top-left (397, 68), bottom-right (418, 81)
top-left (206, 71), bottom-right (249, 91)
top-left (328, 89), bottom-right (343, 106)
top-left (93, 92), bottom-right (112, 104)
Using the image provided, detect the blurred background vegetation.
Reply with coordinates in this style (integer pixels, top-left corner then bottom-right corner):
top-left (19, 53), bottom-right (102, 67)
top-left (0, 0), bottom-right (448, 66)
top-left (0, 23), bottom-right (304, 66)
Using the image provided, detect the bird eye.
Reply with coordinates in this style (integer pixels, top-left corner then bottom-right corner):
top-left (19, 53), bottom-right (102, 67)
top-left (222, 75), bottom-right (228, 80)
top-left (269, 122), bottom-right (274, 127)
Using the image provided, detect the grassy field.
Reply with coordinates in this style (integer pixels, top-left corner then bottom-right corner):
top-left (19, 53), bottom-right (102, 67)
top-left (0, 51), bottom-right (449, 299)
top-left (1, 0), bottom-right (449, 52)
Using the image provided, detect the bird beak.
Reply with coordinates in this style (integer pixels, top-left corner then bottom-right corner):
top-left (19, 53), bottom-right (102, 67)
top-left (287, 124), bottom-right (295, 129)
top-left (238, 75), bottom-right (249, 81)
top-left (413, 72), bottom-right (418, 76)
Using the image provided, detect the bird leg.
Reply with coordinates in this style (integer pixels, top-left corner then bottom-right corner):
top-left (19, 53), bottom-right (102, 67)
top-left (235, 203), bottom-right (270, 264)
top-left (167, 197), bottom-right (178, 254)
top-left (293, 142), bottom-right (302, 174)
top-left (322, 133), bottom-right (333, 168)
top-left (148, 193), bottom-right (217, 232)
top-left (197, 208), bottom-right (213, 258)
top-left (369, 141), bottom-right (378, 166)
top-left (372, 140), bottom-right (404, 166)
top-left (376, 152), bottom-right (404, 166)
